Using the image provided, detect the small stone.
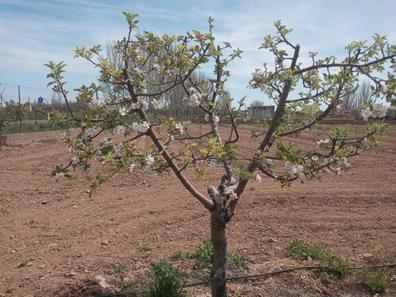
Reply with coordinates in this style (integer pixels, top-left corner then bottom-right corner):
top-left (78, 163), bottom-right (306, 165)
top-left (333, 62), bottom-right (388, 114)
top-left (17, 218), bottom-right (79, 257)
top-left (38, 264), bottom-right (45, 269)
top-left (101, 239), bottom-right (109, 246)
top-left (48, 243), bottom-right (58, 249)
top-left (40, 200), bottom-right (49, 205)
top-left (268, 237), bottom-right (278, 243)
top-left (95, 275), bottom-right (110, 289)
top-left (363, 253), bottom-right (373, 259)
top-left (11, 249), bottom-right (16, 254)
top-left (65, 271), bottom-right (77, 277)
top-left (72, 205), bottom-right (78, 209)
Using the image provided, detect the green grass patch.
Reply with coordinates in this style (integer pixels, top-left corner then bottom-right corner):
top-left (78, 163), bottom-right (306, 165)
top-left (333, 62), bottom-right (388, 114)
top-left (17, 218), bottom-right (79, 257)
top-left (188, 238), bottom-right (248, 270)
top-left (355, 265), bottom-right (387, 294)
top-left (2, 120), bottom-right (77, 134)
top-left (191, 237), bottom-right (214, 268)
top-left (143, 259), bottom-right (187, 297)
top-left (287, 240), bottom-right (350, 280)
top-left (111, 262), bottom-right (127, 274)
top-left (137, 243), bottom-right (152, 252)
top-left (228, 252), bottom-right (248, 269)
top-left (170, 250), bottom-right (191, 261)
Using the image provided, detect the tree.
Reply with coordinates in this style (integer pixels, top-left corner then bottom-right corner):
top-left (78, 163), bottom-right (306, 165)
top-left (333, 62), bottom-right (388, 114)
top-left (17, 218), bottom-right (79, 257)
top-left (341, 80), bottom-right (373, 110)
top-left (0, 84), bottom-right (5, 109)
top-left (45, 13), bottom-right (395, 297)
top-left (250, 100), bottom-right (264, 107)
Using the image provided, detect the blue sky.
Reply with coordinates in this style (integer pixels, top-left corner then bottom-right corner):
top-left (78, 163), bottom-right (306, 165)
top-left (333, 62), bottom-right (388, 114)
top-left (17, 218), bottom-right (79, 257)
top-left (0, 0), bottom-right (395, 104)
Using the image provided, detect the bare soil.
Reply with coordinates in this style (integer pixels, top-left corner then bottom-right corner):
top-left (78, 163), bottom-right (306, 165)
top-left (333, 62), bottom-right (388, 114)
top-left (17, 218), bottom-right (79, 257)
top-left (0, 124), bottom-right (395, 297)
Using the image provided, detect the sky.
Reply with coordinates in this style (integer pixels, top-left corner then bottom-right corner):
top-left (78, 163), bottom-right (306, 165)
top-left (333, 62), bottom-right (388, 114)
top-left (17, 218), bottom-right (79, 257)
top-left (0, 0), bottom-right (395, 104)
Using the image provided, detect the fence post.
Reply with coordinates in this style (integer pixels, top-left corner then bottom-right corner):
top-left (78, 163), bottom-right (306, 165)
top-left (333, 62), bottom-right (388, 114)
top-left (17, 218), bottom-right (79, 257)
top-left (18, 85), bottom-right (21, 134)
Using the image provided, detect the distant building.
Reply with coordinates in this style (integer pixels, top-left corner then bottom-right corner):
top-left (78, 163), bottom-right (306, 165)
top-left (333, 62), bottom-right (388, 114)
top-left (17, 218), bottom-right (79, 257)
top-left (247, 105), bottom-right (275, 119)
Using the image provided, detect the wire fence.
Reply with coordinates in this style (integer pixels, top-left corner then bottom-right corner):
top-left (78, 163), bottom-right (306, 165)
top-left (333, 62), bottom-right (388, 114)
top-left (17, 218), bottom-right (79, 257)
top-left (0, 83), bottom-right (79, 139)
top-left (0, 82), bottom-right (66, 106)
top-left (0, 82), bottom-right (208, 142)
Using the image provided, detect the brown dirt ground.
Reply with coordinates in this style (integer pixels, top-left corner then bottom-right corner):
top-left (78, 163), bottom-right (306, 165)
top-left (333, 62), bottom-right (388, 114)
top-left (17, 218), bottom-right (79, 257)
top-left (0, 124), bottom-right (395, 297)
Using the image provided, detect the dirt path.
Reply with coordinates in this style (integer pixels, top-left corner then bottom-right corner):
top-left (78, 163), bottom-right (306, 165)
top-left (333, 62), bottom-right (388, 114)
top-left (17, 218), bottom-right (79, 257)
top-left (0, 125), bottom-right (395, 296)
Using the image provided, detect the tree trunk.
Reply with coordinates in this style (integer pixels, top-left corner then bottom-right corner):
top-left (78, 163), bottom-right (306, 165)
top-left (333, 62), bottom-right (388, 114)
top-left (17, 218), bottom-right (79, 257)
top-left (210, 212), bottom-right (227, 297)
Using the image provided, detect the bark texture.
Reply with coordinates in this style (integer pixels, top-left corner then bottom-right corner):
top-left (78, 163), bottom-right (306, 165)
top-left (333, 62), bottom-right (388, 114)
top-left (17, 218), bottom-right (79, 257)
top-left (210, 212), bottom-right (227, 297)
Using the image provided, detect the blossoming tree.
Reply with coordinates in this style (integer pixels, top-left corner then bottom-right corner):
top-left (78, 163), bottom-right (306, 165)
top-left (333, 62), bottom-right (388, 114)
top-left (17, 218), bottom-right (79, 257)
top-left (46, 13), bottom-right (395, 296)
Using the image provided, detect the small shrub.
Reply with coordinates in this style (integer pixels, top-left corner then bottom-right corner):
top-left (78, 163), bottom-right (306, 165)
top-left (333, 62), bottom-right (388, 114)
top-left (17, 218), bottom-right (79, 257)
top-left (287, 240), bottom-right (330, 261)
top-left (287, 240), bottom-right (350, 280)
top-left (264, 223), bottom-right (273, 231)
top-left (112, 262), bottom-right (127, 274)
top-left (320, 272), bottom-right (333, 285)
top-left (325, 254), bottom-right (350, 279)
top-left (143, 259), bottom-right (186, 297)
top-left (137, 243), bottom-right (152, 252)
top-left (170, 250), bottom-right (190, 261)
top-left (355, 265), bottom-right (387, 294)
top-left (228, 252), bottom-right (248, 269)
top-left (121, 279), bottom-right (133, 290)
top-left (191, 238), bottom-right (214, 268)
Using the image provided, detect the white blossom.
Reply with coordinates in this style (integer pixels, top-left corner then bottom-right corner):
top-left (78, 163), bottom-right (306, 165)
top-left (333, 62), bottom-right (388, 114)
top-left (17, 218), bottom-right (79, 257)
top-left (114, 125), bottom-right (125, 135)
top-left (71, 156), bottom-right (79, 165)
top-left (188, 93), bottom-right (201, 107)
top-left (204, 114), bottom-right (210, 122)
top-left (129, 163), bottom-right (136, 173)
top-left (252, 69), bottom-right (264, 82)
top-left (360, 107), bottom-right (372, 121)
top-left (153, 63), bottom-right (161, 71)
top-left (212, 82), bottom-right (222, 93)
top-left (175, 122), bottom-right (184, 134)
top-left (214, 115), bottom-right (220, 123)
top-left (55, 172), bottom-right (65, 181)
top-left (114, 143), bottom-right (123, 155)
top-left (119, 106), bottom-right (127, 116)
top-left (131, 99), bottom-right (149, 111)
top-left (132, 121), bottom-right (150, 133)
top-left (266, 158), bottom-right (274, 165)
top-left (208, 159), bottom-right (217, 167)
top-left (316, 138), bottom-right (330, 147)
top-left (82, 128), bottom-right (95, 140)
top-left (140, 100), bottom-right (149, 111)
top-left (372, 103), bottom-right (387, 118)
top-left (169, 135), bottom-right (175, 142)
top-left (152, 98), bottom-right (165, 110)
top-left (186, 87), bottom-right (203, 107)
top-left (145, 155), bottom-right (155, 166)
top-left (284, 161), bottom-right (305, 181)
top-left (342, 157), bottom-right (350, 168)
top-left (255, 174), bottom-right (262, 182)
